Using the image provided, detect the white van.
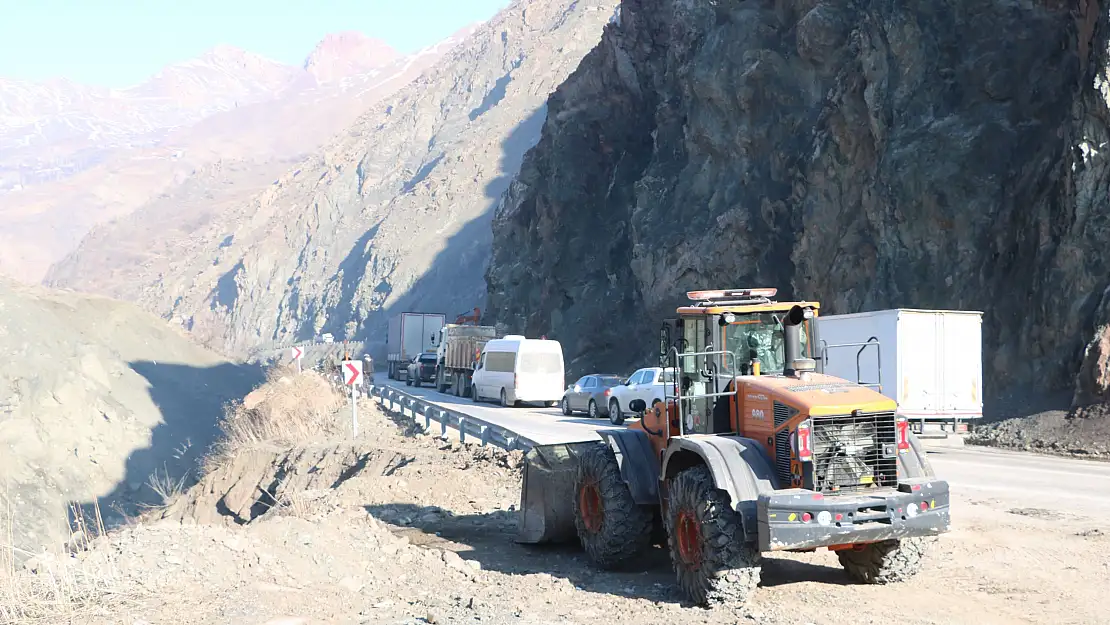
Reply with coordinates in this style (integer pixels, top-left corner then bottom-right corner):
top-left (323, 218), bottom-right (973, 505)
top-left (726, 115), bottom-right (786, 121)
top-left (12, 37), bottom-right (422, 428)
top-left (471, 335), bottom-right (564, 407)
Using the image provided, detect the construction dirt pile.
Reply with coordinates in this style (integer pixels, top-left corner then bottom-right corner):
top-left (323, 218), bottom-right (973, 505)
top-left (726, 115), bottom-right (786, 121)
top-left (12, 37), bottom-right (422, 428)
top-left (5, 372), bottom-right (1108, 625)
top-left (968, 406), bottom-right (1110, 459)
top-left (0, 279), bottom-right (263, 559)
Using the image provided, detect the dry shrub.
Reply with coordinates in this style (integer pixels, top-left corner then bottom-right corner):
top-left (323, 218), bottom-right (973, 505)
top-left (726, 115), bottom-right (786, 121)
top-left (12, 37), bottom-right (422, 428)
top-left (0, 497), bottom-right (140, 624)
top-left (211, 366), bottom-right (346, 463)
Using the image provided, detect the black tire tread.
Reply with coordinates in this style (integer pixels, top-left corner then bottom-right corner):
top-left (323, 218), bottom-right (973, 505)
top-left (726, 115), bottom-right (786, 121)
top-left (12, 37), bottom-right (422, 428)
top-left (665, 465), bottom-right (761, 606)
top-left (837, 537), bottom-right (932, 584)
top-left (572, 444), bottom-right (654, 569)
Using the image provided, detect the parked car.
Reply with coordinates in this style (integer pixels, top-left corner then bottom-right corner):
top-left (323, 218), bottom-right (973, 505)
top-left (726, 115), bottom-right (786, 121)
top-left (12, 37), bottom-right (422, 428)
top-left (405, 352), bottom-right (438, 387)
top-left (561, 374), bottom-right (625, 419)
top-left (607, 366), bottom-right (677, 425)
top-left (471, 335), bottom-right (564, 407)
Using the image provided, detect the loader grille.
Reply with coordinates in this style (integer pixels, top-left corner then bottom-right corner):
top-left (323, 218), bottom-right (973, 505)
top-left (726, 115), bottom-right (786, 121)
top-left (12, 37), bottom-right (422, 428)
top-left (773, 401), bottom-right (797, 486)
top-left (810, 411), bottom-right (898, 492)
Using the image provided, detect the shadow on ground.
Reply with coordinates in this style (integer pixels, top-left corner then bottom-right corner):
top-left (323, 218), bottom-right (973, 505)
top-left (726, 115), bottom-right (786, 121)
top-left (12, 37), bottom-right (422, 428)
top-left (73, 359), bottom-right (265, 529)
top-left (363, 501), bottom-right (855, 605)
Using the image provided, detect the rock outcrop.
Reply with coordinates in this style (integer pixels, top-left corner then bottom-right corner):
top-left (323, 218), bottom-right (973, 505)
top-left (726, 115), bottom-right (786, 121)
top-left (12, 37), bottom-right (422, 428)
top-left (50, 0), bottom-right (618, 361)
top-left (486, 0), bottom-right (1110, 397)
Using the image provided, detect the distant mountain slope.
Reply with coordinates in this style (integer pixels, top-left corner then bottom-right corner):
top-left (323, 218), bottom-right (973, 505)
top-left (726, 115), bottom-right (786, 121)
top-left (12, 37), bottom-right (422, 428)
top-left (49, 0), bottom-right (617, 360)
top-left (3, 30), bottom-right (468, 282)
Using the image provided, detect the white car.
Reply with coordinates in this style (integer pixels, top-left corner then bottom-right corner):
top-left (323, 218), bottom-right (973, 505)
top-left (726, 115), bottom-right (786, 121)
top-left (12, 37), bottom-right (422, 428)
top-left (607, 366), bottom-right (677, 425)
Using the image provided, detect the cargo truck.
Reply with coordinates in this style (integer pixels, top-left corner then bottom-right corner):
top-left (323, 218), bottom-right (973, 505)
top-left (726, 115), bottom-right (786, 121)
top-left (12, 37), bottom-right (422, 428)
top-left (386, 312), bottom-right (447, 380)
top-left (814, 308), bottom-right (983, 436)
top-left (435, 324), bottom-right (498, 397)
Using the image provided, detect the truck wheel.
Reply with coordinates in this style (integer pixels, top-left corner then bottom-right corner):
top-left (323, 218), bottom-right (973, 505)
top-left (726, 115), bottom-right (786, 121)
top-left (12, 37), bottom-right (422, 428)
top-left (837, 538), bottom-right (930, 584)
top-left (436, 368), bottom-right (448, 393)
top-left (572, 443), bottom-right (654, 569)
top-left (500, 389), bottom-right (510, 407)
top-left (665, 465), bottom-right (761, 606)
top-left (608, 399), bottom-right (624, 425)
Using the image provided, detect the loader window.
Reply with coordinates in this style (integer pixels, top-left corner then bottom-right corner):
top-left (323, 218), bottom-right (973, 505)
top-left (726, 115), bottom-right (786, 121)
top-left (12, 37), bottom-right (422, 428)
top-left (724, 313), bottom-right (810, 374)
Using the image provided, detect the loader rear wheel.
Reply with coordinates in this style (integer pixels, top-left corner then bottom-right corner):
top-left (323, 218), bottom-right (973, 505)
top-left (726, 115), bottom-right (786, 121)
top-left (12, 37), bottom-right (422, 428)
top-left (572, 443), bottom-right (653, 569)
top-left (837, 538), bottom-right (930, 585)
top-left (665, 465), bottom-right (761, 606)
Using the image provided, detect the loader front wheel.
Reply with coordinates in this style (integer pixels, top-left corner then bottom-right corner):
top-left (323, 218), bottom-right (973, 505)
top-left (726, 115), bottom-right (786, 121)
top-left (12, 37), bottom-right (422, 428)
top-left (665, 465), bottom-right (761, 606)
top-left (572, 443), bottom-right (653, 569)
top-left (837, 538), bottom-right (930, 585)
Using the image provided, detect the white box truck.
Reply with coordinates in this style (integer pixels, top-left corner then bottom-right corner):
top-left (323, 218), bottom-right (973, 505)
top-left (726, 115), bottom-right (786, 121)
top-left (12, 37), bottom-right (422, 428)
top-left (814, 308), bottom-right (983, 434)
top-left (386, 312), bottom-right (446, 380)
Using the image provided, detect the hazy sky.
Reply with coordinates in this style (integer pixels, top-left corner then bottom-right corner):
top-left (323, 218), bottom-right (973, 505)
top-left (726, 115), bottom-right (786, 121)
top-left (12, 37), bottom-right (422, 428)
top-left (0, 0), bottom-right (510, 87)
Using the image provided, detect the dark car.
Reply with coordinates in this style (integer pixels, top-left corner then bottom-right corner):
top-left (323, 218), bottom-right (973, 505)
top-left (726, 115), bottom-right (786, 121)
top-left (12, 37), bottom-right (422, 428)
top-left (405, 352), bottom-right (439, 387)
top-left (560, 374), bottom-right (625, 418)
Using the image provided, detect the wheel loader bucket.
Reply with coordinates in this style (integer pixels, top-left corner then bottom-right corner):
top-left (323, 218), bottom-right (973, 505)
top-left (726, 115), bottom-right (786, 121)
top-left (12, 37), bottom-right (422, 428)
top-left (516, 440), bottom-right (599, 544)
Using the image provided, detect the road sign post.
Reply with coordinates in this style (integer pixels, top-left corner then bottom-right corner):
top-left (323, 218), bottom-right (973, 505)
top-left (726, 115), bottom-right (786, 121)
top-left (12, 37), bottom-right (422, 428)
top-left (342, 360), bottom-right (363, 437)
top-left (291, 346), bottom-right (304, 373)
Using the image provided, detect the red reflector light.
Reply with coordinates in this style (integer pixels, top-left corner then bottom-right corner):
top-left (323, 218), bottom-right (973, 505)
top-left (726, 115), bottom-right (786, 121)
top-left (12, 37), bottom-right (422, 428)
top-left (812, 493), bottom-right (824, 500)
top-left (921, 501), bottom-right (929, 510)
top-left (911, 484), bottom-right (921, 491)
top-left (796, 421), bottom-right (812, 462)
top-left (834, 513), bottom-right (843, 521)
top-left (896, 417), bottom-right (910, 451)
top-left (801, 512), bottom-right (812, 523)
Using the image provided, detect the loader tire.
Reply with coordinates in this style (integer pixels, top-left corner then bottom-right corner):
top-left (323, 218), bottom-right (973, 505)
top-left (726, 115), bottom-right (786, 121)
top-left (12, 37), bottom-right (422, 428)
top-left (572, 443), bottom-right (653, 569)
top-left (837, 537), bottom-right (931, 585)
top-left (665, 465), bottom-right (761, 606)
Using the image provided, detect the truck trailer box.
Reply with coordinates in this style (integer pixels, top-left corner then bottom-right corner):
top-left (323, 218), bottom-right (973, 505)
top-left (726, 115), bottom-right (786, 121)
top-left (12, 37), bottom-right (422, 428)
top-left (387, 312), bottom-right (447, 378)
top-left (814, 308), bottom-right (983, 424)
top-left (439, 324), bottom-right (498, 371)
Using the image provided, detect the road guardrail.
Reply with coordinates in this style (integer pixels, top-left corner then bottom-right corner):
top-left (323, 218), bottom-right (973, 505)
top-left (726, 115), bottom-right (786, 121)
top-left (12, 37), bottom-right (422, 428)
top-left (366, 384), bottom-right (537, 453)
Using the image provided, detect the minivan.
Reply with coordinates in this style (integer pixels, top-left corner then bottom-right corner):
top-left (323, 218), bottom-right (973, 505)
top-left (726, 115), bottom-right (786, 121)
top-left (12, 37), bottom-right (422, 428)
top-left (471, 335), bottom-right (564, 407)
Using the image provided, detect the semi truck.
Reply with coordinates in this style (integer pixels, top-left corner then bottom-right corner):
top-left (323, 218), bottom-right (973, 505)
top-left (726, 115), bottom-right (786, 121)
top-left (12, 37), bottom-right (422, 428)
top-left (386, 312), bottom-right (446, 380)
top-left (814, 308), bottom-right (983, 436)
top-left (435, 323), bottom-right (498, 397)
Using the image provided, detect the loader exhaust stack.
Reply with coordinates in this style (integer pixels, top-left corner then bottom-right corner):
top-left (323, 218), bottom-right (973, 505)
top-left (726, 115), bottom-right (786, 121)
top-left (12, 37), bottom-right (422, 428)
top-left (783, 304), bottom-right (815, 377)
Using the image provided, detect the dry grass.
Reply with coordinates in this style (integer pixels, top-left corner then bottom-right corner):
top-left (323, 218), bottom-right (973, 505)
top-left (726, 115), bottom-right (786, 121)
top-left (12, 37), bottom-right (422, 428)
top-left (207, 365), bottom-right (346, 467)
top-left (0, 496), bottom-right (141, 624)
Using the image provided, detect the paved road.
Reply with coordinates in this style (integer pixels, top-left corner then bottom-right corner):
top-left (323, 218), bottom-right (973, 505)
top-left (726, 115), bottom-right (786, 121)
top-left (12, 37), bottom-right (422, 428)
top-left (378, 376), bottom-right (624, 445)
top-left (378, 377), bottom-right (1110, 517)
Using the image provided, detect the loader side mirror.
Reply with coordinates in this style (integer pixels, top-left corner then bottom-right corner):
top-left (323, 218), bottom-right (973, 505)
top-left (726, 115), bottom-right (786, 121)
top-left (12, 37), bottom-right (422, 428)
top-left (629, 399), bottom-right (647, 414)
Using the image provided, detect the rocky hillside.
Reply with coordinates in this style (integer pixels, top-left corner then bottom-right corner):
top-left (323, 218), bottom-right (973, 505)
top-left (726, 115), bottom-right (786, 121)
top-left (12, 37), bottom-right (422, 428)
top-left (0, 279), bottom-right (263, 558)
top-left (50, 0), bottom-right (619, 360)
top-left (5, 32), bottom-right (463, 282)
top-left (486, 0), bottom-right (1110, 399)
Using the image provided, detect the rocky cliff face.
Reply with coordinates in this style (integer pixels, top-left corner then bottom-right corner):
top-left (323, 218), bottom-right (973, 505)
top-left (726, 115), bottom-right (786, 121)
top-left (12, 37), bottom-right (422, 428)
top-left (52, 0), bottom-right (618, 360)
top-left (486, 0), bottom-right (1110, 397)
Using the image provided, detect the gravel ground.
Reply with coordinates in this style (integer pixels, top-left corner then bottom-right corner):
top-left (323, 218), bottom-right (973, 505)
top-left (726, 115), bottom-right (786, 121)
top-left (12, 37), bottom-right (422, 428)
top-left (9, 391), bottom-right (1109, 625)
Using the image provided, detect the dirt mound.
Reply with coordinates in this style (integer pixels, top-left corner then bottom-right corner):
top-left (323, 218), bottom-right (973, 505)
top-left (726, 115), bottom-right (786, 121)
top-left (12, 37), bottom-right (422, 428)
top-left (967, 407), bottom-right (1110, 458)
top-left (160, 444), bottom-right (412, 525)
top-left (0, 279), bottom-right (264, 557)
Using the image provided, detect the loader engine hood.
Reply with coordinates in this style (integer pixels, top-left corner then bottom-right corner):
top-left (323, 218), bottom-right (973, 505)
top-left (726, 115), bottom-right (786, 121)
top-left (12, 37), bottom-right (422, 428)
top-left (745, 373), bottom-right (896, 415)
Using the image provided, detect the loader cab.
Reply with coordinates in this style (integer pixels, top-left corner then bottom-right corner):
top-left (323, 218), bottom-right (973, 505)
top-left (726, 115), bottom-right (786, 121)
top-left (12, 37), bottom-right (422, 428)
top-left (657, 288), bottom-right (821, 436)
